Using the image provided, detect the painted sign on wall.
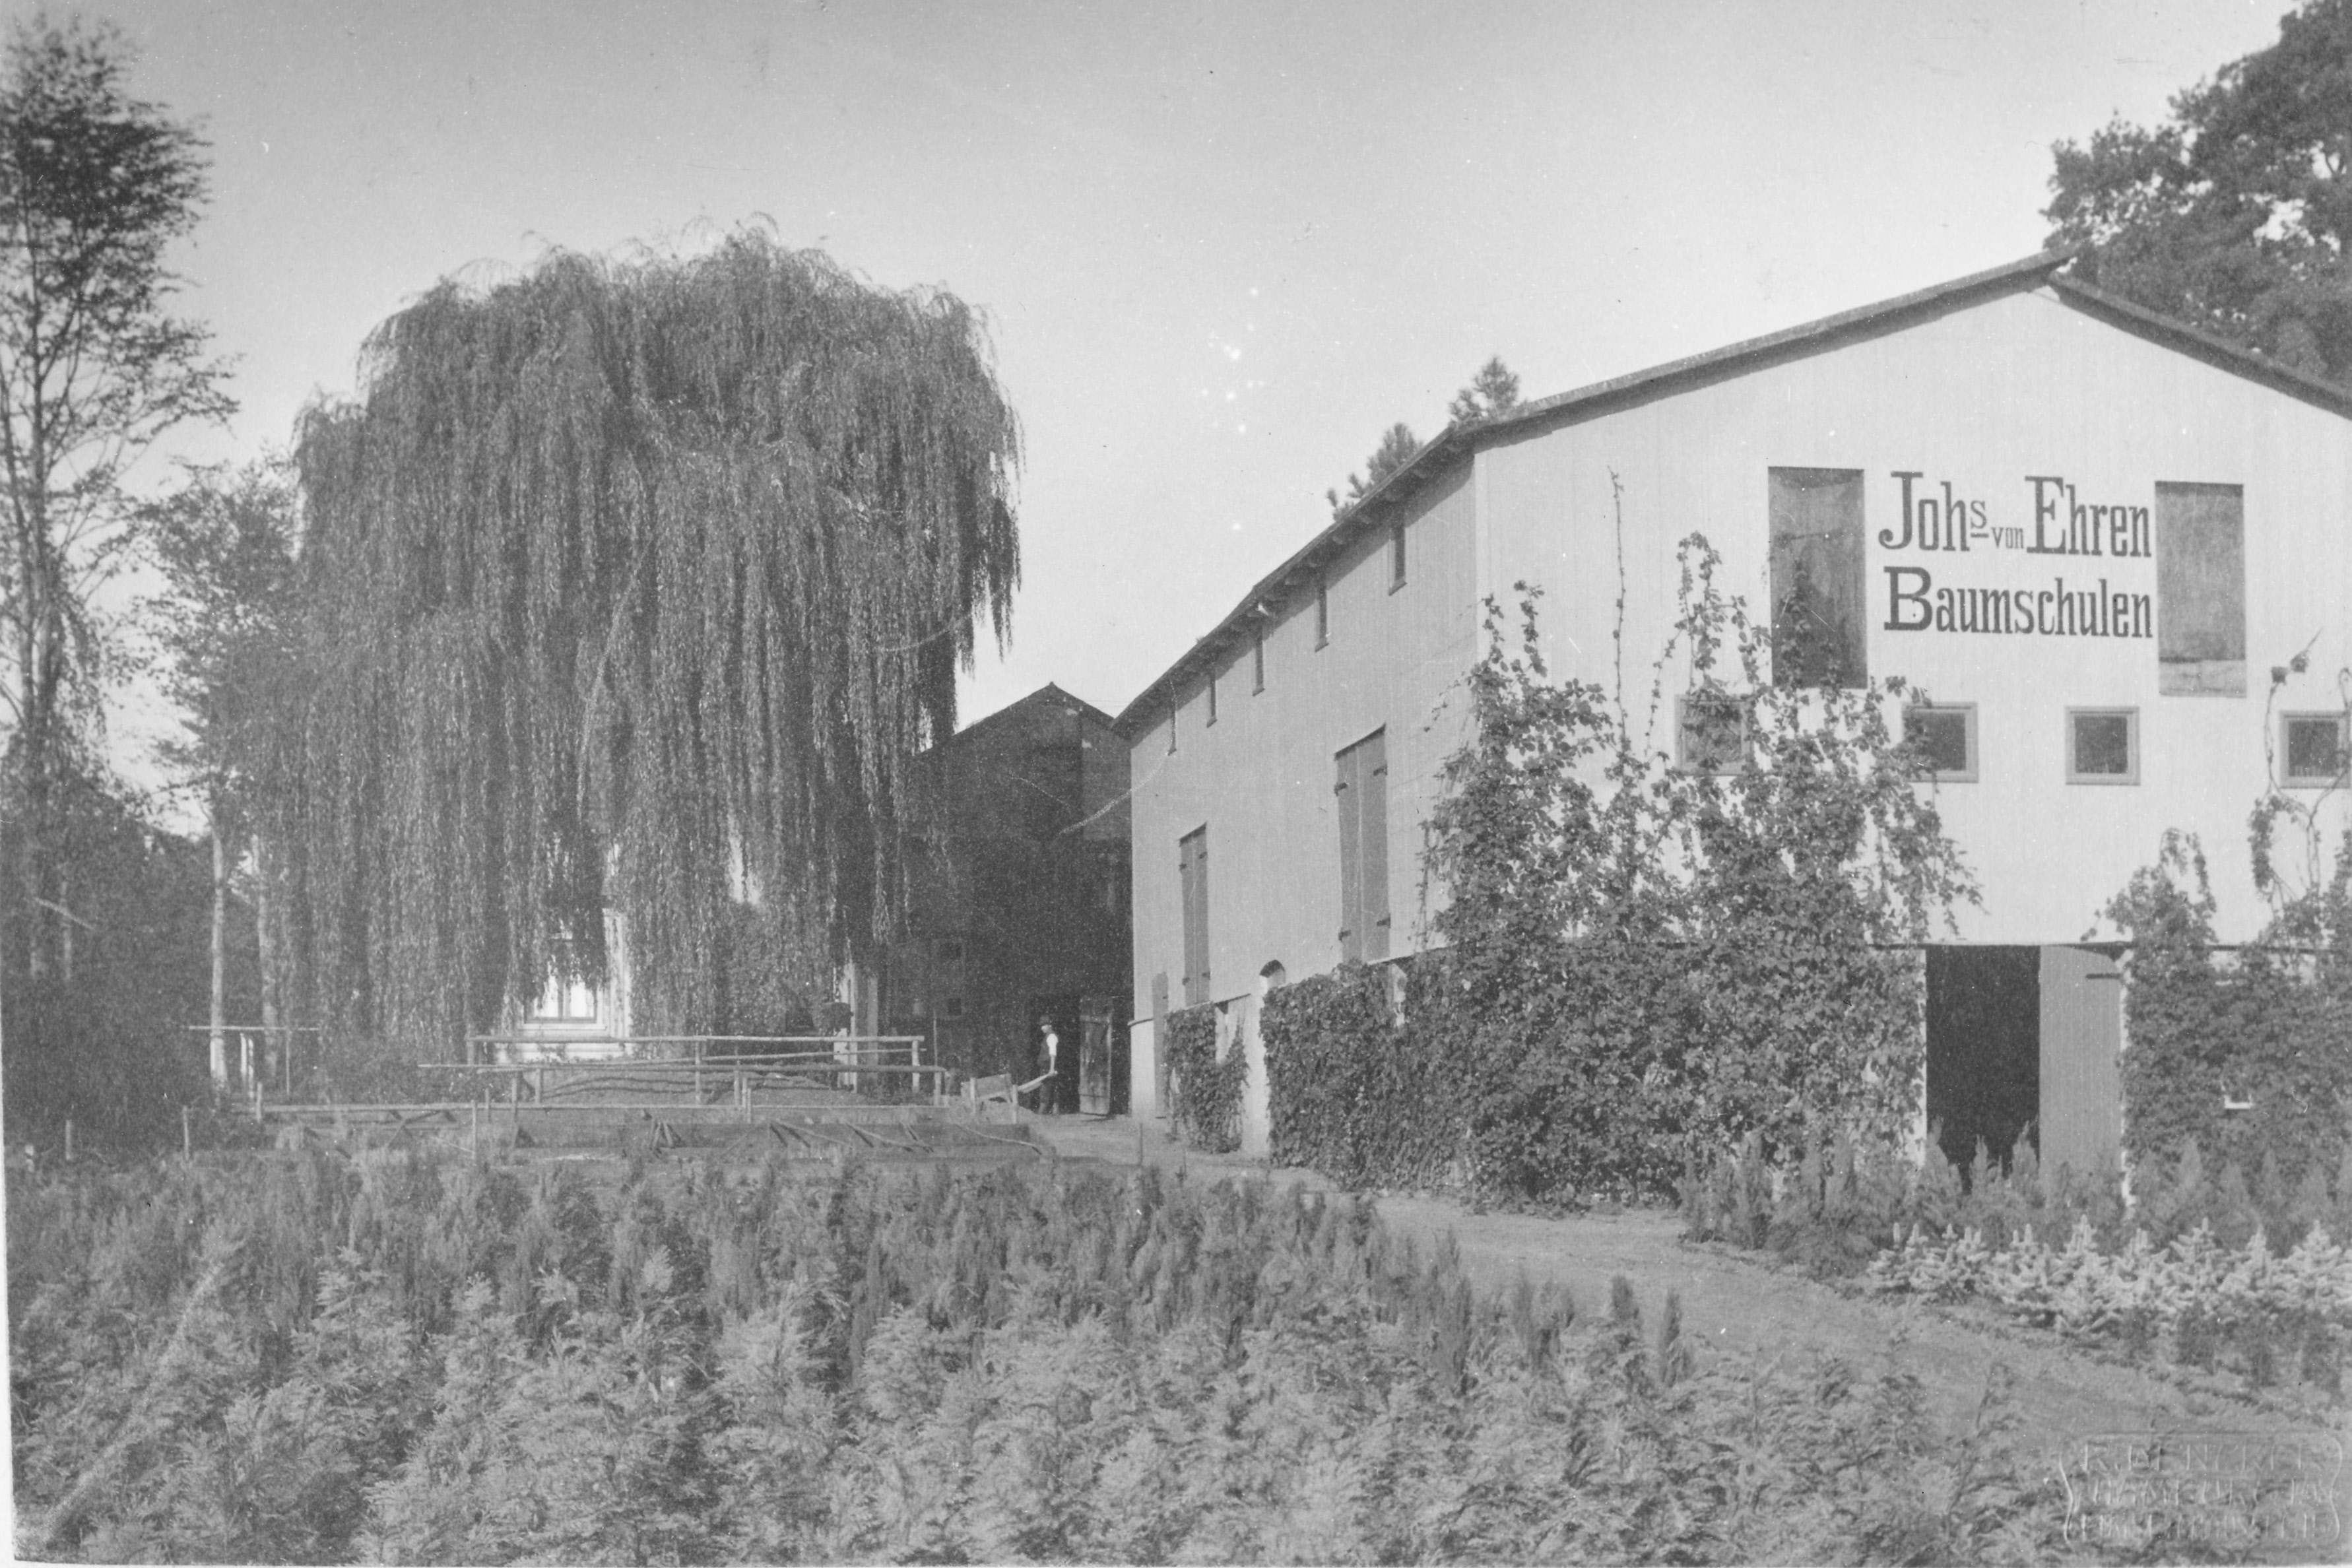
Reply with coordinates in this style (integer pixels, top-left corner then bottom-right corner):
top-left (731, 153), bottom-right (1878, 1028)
top-left (1874, 470), bottom-right (2154, 641)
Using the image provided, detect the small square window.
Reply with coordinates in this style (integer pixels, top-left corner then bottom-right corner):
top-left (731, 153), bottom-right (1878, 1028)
top-left (1389, 524), bottom-right (1406, 592)
top-left (2283, 711), bottom-right (2348, 787)
top-left (1252, 628), bottom-right (1265, 693)
top-left (2068, 707), bottom-right (2138, 784)
top-left (943, 995), bottom-right (965, 1019)
top-left (1677, 693), bottom-right (1748, 774)
top-left (1903, 704), bottom-right (1978, 783)
top-left (1315, 578), bottom-right (1329, 648)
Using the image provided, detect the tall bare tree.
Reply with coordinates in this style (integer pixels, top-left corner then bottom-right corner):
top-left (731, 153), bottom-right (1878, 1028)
top-left (1, 13), bottom-right (232, 985)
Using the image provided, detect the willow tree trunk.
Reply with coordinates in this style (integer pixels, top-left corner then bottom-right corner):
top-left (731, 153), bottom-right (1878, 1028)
top-left (208, 810), bottom-right (228, 1088)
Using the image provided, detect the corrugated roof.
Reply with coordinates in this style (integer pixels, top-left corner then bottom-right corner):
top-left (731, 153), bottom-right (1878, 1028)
top-left (1110, 250), bottom-right (2352, 735)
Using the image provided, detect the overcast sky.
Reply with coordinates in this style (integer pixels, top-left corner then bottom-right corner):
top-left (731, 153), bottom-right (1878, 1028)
top-left (96, 0), bottom-right (2285, 756)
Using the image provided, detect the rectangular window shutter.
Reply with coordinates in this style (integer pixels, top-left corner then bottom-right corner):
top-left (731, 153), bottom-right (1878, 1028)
top-left (1179, 828), bottom-right (1210, 1005)
top-left (1768, 467), bottom-right (1867, 688)
top-left (1334, 730), bottom-right (1389, 965)
top-left (1195, 835), bottom-right (1210, 999)
top-left (1359, 731), bottom-right (1390, 961)
top-left (2155, 482), bottom-right (2246, 694)
top-left (1334, 746), bottom-right (1361, 964)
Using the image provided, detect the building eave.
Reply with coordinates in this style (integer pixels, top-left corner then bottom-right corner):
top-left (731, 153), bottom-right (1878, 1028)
top-left (2044, 274), bottom-right (2352, 421)
top-left (1109, 247), bottom-right (2352, 740)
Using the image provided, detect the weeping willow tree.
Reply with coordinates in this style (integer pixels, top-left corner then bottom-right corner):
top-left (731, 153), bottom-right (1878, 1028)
top-left (273, 234), bottom-right (1019, 1054)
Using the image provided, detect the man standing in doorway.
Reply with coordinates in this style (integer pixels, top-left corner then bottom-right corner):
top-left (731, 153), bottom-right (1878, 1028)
top-left (1038, 1016), bottom-right (1061, 1115)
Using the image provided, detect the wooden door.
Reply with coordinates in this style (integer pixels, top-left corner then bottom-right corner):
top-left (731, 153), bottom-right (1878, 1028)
top-left (2039, 944), bottom-right (2124, 1181)
top-left (1334, 730), bottom-right (1390, 964)
top-left (1179, 828), bottom-right (1210, 1005)
top-left (1078, 997), bottom-right (1114, 1117)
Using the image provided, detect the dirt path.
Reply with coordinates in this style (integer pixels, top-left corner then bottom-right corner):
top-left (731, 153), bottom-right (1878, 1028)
top-left (1026, 1115), bottom-right (2345, 1453)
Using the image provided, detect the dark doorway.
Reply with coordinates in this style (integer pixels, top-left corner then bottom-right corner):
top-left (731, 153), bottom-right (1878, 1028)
top-left (1925, 946), bottom-right (2040, 1173)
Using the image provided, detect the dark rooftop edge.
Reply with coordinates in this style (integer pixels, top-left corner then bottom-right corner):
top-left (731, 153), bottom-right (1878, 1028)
top-left (1110, 251), bottom-right (2352, 735)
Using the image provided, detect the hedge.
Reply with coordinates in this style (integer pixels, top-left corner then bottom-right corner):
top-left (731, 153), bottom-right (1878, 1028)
top-left (1161, 1002), bottom-right (1241, 1152)
top-left (1261, 961), bottom-right (1459, 1191)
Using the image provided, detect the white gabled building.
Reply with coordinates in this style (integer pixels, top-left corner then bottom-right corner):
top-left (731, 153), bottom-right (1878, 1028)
top-left (1117, 252), bottom-right (2352, 1173)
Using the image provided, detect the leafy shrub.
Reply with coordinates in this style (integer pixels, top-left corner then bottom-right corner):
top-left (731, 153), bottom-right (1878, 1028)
top-left (1161, 1001), bottom-right (1241, 1152)
top-left (1687, 1123), bottom-right (2352, 1398)
top-left (10, 1147), bottom-right (2094, 1563)
top-left (1687, 1125), bottom-right (2352, 1267)
top-left (2, 768), bottom-right (227, 1152)
top-left (1261, 960), bottom-right (1458, 1189)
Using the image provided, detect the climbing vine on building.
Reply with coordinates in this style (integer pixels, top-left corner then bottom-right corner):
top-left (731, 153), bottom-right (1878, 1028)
top-left (1261, 962), bottom-right (1456, 1190)
top-left (1160, 1003), bottom-right (1241, 1153)
top-left (2101, 830), bottom-right (2352, 1183)
top-left (1258, 527), bottom-right (1970, 1204)
top-left (2097, 647), bottom-right (2352, 1183)
top-left (1406, 527), bottom-right (1973, 1203)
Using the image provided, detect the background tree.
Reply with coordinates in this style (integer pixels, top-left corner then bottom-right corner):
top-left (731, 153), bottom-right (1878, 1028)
top-left (2046, 0), bottom-right (2352, 383)
top-left (1327, 421), bottom-right (1421, 515)
top-left (1, 12), bottom-right (232, 987)
top-left (144, 459), bottom-right (300, 1082)
top-left (1327, 358), bottom-right (1521, 516)
top-left (276, 233), bottom-right (1021, 1056)
top-left (1447, 355), bottom-right (1522, 424)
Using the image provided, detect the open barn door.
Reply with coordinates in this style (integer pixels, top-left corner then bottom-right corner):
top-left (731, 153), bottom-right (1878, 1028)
top-left (1925, 946), bottom-right (2041, 1172)
top-left (2039, 945), bottom-right (2124, 1181)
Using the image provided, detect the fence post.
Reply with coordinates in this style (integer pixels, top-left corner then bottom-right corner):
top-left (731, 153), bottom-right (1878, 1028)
top-left (63, 1119), bottom-right (72, 1162)
top-left (182, 1105), bottom-right (192, 1161)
